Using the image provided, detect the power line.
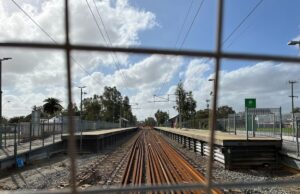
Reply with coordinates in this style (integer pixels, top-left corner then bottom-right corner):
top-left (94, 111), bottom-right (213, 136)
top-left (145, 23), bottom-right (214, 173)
top-left (222, 0), bottom-right (263, 45)
top-left (10, 0), bottom-right (103, 86)
top-left (155, 0), bottom-right (205, 96)
top-left (85, 0), bottom-right (129, 89)
top-left (185, 0), bottom-right (264, 81)
top-left (174, 0), bottom-right (195, 48)
top-left (155, 0), bottom-right (263, 105)
top-left (91, 0), bottom-right (128, 83)
top-left (179, 0), bottom-right (205, 48)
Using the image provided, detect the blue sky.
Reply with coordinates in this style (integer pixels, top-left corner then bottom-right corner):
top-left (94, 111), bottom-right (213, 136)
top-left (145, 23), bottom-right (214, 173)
top-left (0, 0), bottom-right (300, 120)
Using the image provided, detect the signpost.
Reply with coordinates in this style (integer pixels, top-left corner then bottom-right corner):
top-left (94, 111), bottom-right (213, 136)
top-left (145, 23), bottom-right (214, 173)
top-left (245, 98), bottom-right (256, 108)
top-left (245, 98), bottom-right (256, 140)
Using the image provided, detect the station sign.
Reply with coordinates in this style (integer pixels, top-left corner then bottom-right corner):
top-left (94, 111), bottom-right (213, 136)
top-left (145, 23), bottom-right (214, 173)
top-left (245, 98), bottom-right (256, 108)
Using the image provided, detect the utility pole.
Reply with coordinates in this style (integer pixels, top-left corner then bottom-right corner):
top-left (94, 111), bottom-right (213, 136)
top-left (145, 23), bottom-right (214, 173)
top-left (289, 80), bottom-right (298, 137)
top-left (78, 86), bottom-right (86, 151)
top-left (0, 57), bottom-right (12, 148)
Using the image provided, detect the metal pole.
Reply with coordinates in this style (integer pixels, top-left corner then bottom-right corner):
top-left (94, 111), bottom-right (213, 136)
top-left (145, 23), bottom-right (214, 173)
top-left (246, 108), bottom-right (248, 140)
top-left (280, 107), bottom-right (283, 140)
top-left (14, 125), bottom-right (17, 168)
top-left (252, 114), bottom-right (255, 137)
top-left (29, 122), bottom-right (32, 151)
top-left (4, 124), bottom-right (7, 148)
top-left (289, 80), bottom-right (297, 138)
top-left (296, 118), bottom-right (299, 157)
top-left (78, 86), bottom-right (86, 150)
top-left (0, 60), bottom-right (2, 149)
top-left (61, 116), bottom-right (63, 139)
top-left (18, 122), bottom-right (20, 145)
top-left (42, 121), bottom-right (45, 147)
top-left (0, 58), bottom-right (12, 148)
top-left (234, 113), bottom-right (236, 135)
top-left (273, 113), bottom-right (276, 136)
top-left (53, 120), bottom-right (55, 143)
top-left (79, 87), bottom-right (84, 151)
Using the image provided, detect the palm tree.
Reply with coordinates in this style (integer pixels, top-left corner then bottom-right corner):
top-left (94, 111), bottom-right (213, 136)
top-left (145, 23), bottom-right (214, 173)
top-left (43, 97), bottom-right (63, 117)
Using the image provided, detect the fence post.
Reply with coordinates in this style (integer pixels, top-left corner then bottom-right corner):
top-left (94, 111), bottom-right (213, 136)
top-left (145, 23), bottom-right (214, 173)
top-left (18, 122), bottom-right (21, 145)
top-left (234, 114), bottom-right (236, 135)
top-left (53, 120), bottom-right (55, 144)
top-left (14, 125), bottom-right (17, 168)
top-left (246, 108), bottom-right (248, 140)
top-left (29, 122), bottom-right (32, 152)
top-left (273, 113), bottom-right (276, 136)
top-left (279, 107), bottom-right (282, 140)
top-left (296, 118), bottom-right (299, 157)
top-left (42, 121), bottom-right (45, 147)
top-left (80, 118), bottom-right (83, 151)
top-left (61, 116), bottom-right (64, 139)
top-left (252, 114), bottom-right (255, 137)
top-left (0, 124), bottom-right (2, 149)
top-left (4, 124), bottom-right (7, 148)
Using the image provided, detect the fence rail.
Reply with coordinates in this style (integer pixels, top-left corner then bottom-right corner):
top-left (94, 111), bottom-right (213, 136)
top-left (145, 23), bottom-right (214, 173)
top-left (1, 0), bottom-right (300, 193)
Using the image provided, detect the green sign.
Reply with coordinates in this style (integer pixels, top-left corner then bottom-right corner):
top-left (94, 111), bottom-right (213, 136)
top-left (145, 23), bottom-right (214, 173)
top-left (245, 98), bottom-right (256, 108)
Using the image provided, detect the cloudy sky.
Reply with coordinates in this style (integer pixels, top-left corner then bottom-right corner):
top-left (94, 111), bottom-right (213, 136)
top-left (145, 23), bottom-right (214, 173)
top-left (0, 0), bottom-right (300, 120)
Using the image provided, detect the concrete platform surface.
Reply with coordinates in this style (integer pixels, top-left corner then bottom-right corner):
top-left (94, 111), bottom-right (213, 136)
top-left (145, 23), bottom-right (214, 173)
top-left (62, 127), bottom-right (136, 139)
top-left (156, 127), bottom-right (282, 147)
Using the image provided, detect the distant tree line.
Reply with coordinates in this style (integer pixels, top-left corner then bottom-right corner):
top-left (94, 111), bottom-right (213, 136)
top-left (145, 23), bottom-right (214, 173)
top-left (4, 86), bottom-right (137, 125)
top-left (146, 81), bottom-right (236, 127)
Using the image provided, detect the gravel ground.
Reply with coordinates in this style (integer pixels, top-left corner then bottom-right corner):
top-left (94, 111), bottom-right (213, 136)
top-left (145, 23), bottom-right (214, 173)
top-left (159, 131), bottom-right (300, 194)
top-left (2, 129), bottom-right (299, 193)
top-left (0, 131), bottom-right (140, 191)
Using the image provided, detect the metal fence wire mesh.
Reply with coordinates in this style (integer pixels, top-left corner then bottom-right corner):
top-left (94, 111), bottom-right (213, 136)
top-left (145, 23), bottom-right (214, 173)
top-left (1, 0), bottom-right (300, 193)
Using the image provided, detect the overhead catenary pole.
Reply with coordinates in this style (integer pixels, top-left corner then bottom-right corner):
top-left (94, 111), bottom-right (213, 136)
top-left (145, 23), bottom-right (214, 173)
top-left (78, 86), bottom-right (86, 151)
top-left (0, 57), bottom-right (12, 148)
top-left (289, 80), bottom-right (298, 137)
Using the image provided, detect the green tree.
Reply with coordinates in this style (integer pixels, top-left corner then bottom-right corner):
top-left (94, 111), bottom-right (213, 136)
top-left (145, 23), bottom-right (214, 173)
top-left (100, 87), bottom-right (122, 122)
top-left (61, 103), bottom-right (80, 116)
top-left (42, 97), bottom-right (63, 118)
top-left (294, 107), bottom-right (300, 113)
top-left (82, 95), bottom-right (102, 120)
top-left (217, 105), bottom-right (235, 118)
top-left (144, 117), bottom-right (156, 127)
top-left (154, 110), bottom-right (169, 125)
top-left (122, 96), bottom-right (136, 124)
top-left (8, 116), bottom-right (25, 123)
top-left (175, 82), bottom-right (196, 121)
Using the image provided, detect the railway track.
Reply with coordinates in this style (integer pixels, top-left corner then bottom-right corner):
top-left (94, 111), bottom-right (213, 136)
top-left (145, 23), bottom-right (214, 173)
top-left (122, 129), bottom-right (222, 194)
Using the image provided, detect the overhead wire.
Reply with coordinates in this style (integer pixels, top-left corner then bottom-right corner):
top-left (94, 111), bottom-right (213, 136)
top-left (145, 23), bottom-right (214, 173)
top-left (10, 0), bottom-right (102, 86)
top-left (179, 0), bottom-right (205, 49)
top-left (155, 0), bottom-right (205, 97)
top-left (183, 0), bottom-right (264, 84)
top-left (155, 0), bottom-right (263, 111)
top-left (174, 0), bottom-right (195, 48)
top-left (90, 0), bottom-right (129, 85)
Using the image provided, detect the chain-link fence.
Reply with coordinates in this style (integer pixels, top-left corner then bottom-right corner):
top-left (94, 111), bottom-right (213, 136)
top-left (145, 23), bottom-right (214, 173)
top-left (2, 0), bottom-right (300, 193)
top-left (0, 119), bottom-right (123, 160)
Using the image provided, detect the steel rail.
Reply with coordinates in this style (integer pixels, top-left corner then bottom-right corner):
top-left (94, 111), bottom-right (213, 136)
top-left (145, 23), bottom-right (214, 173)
top-left (121, 129), bottom-right (222, 194)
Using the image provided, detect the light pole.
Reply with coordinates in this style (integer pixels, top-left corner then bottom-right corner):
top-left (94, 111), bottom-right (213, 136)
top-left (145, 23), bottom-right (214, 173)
top-left (288, 40), bottom-right (300, 48)
top-left (288, 81), bottom-right (297, 137)
top-left (0, 57), bottom-right (12, 148)
top-left (78, 86), bottom-right (86, 151)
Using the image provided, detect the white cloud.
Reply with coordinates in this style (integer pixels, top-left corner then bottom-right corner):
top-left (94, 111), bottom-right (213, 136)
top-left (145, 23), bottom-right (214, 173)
top-left (0, 0), bottom-right (157, 118)
top-left (181, 60), bottom-right (300, 115)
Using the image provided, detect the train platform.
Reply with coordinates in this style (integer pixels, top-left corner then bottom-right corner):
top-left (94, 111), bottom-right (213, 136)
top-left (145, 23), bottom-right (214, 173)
top-left (155, 127), bottom-right (282, 169)
top-left (62, 127), bottom-right (138, 152)
top-left (155, 127), bottom-right (281, 146)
